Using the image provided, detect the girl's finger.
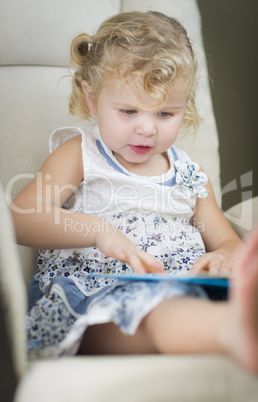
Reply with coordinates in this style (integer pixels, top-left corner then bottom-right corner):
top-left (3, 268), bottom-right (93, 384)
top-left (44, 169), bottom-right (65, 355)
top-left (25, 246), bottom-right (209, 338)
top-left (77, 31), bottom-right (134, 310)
top-left (209, 260), bottom-right (221, 276)
top-left (138, 250), bottom-right (164, 273)
top-left (219, 260), bottom-right (232, 276)
top-left (191, 254), bottom-right (211, 273)
top-left (127, 253), bottom-right (146, 274)
top-left (125, 250), bottom-right (164, 274)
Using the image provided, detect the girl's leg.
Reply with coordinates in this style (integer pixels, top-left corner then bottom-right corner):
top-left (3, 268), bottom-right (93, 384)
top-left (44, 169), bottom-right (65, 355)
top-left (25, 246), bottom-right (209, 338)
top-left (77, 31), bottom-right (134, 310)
top-left (144, 297), bottom-right (228, 355)
top-left (78, 319), bottom-right (157, 355)
top-left (79, 227), bottom-right (258, 373)
top-left (78, 297), bottom-right (228, 356)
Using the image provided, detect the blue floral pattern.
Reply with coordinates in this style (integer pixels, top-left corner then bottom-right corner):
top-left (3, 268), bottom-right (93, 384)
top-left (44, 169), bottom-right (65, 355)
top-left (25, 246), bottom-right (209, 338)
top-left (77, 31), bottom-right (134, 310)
top-left (175, 160), bottom-right (209, 198)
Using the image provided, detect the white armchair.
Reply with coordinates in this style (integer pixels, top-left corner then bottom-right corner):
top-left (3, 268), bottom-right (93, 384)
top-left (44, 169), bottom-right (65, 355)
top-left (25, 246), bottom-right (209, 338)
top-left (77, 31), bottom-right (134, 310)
top-left (0, 1), bottom-right (257, 401)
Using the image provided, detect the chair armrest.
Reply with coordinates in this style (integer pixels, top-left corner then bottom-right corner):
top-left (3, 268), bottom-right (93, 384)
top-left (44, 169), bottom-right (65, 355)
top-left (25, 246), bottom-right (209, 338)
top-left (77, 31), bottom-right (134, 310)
top-left (224, 196), bottom-right (258, 239)
top-left (0, 184), bottom-right (27, 380)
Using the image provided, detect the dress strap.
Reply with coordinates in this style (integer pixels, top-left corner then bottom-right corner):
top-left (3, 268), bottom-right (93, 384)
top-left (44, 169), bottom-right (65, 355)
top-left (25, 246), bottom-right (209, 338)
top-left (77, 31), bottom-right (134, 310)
top-left (96, 140), bottom-right (129, 176)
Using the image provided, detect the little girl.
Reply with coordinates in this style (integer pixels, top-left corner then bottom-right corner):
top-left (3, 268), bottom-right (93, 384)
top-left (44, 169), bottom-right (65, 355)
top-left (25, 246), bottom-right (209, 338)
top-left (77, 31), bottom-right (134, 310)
top-left (12, 11), bottom-right (258, 372)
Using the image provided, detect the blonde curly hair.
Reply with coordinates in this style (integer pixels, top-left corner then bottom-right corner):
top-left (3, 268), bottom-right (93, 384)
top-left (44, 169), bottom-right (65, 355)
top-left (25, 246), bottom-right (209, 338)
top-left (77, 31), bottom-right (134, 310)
top-left (69, 11), bottom-right (201, 133)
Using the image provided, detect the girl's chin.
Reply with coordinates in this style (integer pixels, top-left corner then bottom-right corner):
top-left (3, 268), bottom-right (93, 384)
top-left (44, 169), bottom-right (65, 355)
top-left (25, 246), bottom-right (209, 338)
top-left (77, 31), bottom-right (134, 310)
top-left (113, 150), bottom-right (152, 167)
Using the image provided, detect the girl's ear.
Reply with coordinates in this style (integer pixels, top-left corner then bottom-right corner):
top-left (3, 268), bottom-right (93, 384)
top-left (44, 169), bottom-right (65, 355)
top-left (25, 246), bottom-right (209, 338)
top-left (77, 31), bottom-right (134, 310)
top-left (81, 81), bottom-right (97, 114)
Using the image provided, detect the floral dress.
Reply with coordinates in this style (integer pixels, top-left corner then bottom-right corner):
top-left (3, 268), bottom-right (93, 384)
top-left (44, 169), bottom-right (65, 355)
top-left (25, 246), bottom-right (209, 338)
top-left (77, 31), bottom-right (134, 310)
top-left (26, 125), bottom-right (209, 359)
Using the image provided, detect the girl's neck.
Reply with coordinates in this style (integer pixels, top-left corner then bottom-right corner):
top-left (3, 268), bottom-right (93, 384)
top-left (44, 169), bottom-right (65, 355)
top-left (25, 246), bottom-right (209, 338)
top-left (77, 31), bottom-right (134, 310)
top-left (113, 151), bottom-right (170, 177)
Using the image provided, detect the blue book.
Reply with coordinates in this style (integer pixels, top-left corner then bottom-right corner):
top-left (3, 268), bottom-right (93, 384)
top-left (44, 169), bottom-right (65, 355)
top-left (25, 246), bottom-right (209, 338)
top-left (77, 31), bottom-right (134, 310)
top-left (88, 272), bottom-right (230, 288)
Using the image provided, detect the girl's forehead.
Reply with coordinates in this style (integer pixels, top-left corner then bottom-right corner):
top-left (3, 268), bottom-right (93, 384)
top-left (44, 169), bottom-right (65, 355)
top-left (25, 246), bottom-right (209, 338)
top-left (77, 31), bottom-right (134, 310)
top-left (103, 77), bottom-right (187, 108)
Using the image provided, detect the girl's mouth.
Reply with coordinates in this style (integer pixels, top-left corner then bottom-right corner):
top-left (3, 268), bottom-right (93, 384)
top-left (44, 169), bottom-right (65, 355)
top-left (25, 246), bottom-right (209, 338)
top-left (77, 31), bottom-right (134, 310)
top-left (129, 145), bottom-right (152, 155)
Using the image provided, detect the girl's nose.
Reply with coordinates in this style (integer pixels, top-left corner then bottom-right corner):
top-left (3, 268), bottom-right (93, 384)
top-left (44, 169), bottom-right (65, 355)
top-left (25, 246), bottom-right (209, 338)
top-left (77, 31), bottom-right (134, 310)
top-left (135, 118), bottom-right (157, 137)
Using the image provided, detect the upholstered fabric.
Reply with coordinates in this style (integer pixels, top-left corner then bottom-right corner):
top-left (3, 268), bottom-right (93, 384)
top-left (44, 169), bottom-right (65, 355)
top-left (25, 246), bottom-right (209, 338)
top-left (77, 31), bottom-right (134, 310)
top-left (0, 184), bottom-right (27, 379)
top-left (0, 0), bottom-right (120, 66)
top-left (15, 355), bottom-right (258, 402)
top-left (225, 196), bottom-right (258, 239)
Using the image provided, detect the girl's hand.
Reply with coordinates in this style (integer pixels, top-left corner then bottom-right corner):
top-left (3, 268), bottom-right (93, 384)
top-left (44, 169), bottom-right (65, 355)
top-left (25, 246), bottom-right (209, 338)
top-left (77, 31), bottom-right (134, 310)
top-left (190, 251), bottom-right (233, 277)
top-left (95, 224), bottom-right (165, 275)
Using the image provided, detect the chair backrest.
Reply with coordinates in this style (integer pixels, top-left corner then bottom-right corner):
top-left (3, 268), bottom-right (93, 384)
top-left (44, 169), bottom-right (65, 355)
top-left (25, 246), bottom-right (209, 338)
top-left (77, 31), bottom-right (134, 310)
top-left (0, 0), bottom-right (220, 285)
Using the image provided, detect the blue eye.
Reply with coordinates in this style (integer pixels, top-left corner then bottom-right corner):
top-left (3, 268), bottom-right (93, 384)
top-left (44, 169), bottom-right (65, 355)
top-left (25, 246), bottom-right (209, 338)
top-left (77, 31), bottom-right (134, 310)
top-left (120, 109), bottom-right (137, 115)
top-left (158, 112), bottom-right (174, 118)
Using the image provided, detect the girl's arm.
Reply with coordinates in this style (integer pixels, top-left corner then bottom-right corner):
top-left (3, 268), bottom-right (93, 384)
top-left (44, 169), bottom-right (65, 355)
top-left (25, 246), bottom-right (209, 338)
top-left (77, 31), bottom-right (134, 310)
top-left (191, 173), bottom-right (242, 276)
top-left (11, 135), bottom-right (87, 249)
top-left (11, 136), bottom-right (163, 274)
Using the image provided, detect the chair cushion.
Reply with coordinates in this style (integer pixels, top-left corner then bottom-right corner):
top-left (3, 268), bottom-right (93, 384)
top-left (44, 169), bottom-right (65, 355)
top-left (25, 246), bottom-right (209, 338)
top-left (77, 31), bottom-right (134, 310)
top-left (15, 355), bottom-right (258, 402)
